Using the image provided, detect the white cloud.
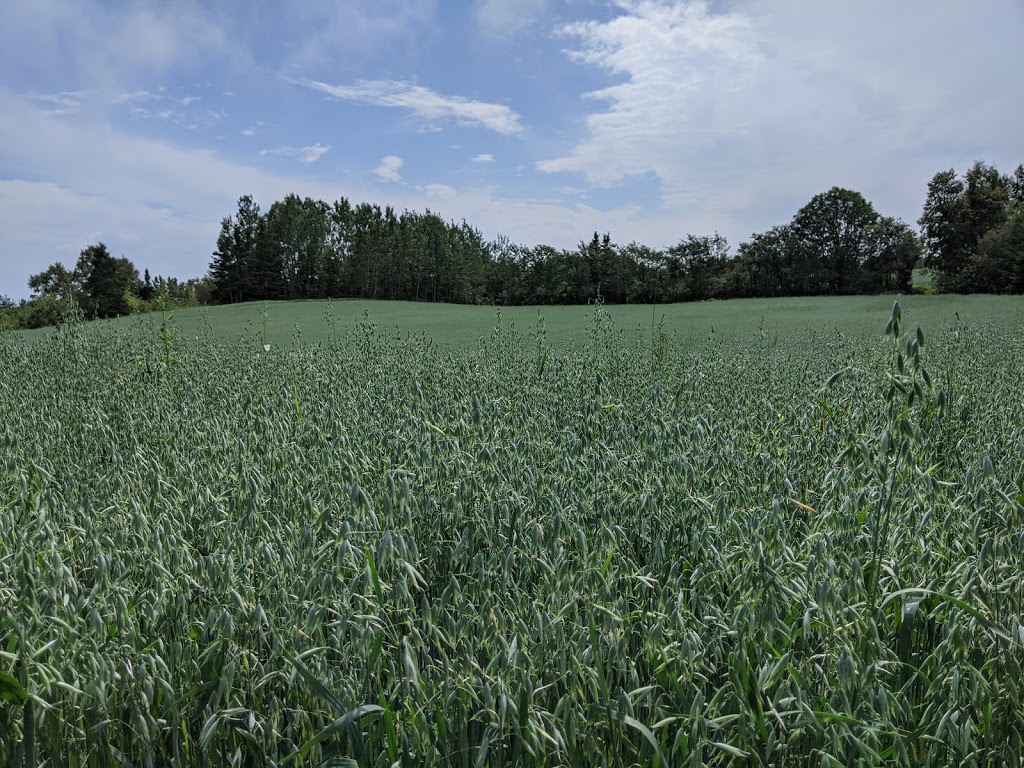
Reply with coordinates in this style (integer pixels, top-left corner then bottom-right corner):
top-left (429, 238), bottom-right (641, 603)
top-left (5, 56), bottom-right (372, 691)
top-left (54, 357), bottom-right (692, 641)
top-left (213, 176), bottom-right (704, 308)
top-left (298, 78), bottom-right (523, 135)
top-left (261, 144), bottom-right (332, 164)
top-left (418, 182), bottom-right (456, 200)
top-left (112, 87), bottom-right (222, 131)
top-left (538, 0), bottom-right (1024, 240)
top-left (240, 120), bottom-right (265, 137)
top-left (374, 155), bottom-right (404, 182)
top-left (298, 145), bottom-right (331, 164)
top-left (537, 1), bottom-right (762, 187)
top-left (471, 153), bottom-right (494, 163)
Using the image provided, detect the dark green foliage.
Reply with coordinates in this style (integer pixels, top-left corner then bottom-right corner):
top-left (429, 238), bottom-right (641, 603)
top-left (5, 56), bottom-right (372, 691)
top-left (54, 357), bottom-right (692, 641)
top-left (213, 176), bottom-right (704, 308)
top-left (21, 264), bottom-right (83, 327)
top-left (919, 161), bottom-right (1023, 292)
top-left (0, 296), bottom-right (18, 332)
top-left (205, 187), bottom-right (930, 309)
top-left (730, 189), bottom-right (922, 297)
top-left (74, 242), bottom-right (140, 319)
top-left (210, 194), bottom-right (263, 304)
top-left (663, 233), bottom-right (731, 301)
top-left (139, 269), bottom-right (155, 302)
top-left (27, 263), bottom-right (77, 302)
top-left (973, 211), bottom-right (1024, 293)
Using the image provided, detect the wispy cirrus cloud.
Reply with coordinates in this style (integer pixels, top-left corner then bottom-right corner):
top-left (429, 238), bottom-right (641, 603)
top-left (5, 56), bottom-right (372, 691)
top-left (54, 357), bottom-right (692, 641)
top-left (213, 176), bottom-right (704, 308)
top-left (296, 78), bottom-right (523, 135)
top-left (111, 88), bottom-right (162, 105)
top-left (27, 91), bottom-right (85, 116)
top-left (471, 153), bottom-right (494, 163)
top-left (260, 144), bottom-right (331, 164)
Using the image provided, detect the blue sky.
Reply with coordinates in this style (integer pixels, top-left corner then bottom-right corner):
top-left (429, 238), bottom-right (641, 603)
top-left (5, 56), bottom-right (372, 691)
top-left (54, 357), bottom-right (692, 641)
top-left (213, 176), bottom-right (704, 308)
top-left (1, 0), bottom-right (1021, 299)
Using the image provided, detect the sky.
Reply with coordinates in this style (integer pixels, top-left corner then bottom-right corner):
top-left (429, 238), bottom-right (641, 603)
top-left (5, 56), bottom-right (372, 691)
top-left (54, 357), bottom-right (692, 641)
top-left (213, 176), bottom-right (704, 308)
top-left (1, 0), bottom-right (1022, 300)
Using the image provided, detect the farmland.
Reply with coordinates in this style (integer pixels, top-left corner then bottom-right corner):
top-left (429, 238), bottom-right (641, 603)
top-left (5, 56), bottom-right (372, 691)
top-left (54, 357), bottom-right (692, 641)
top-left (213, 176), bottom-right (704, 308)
top-left (2, 295), bottom-right (1024, 766)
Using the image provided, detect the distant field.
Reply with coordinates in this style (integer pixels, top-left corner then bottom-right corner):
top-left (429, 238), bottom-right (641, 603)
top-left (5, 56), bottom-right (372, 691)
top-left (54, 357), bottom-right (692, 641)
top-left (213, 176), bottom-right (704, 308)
top-left (52, 292), bottom-right (1024, 349)
top-left (912, 267), bottom-right (936, 287)
top-left (3, 294), bottom-right (1024, 765)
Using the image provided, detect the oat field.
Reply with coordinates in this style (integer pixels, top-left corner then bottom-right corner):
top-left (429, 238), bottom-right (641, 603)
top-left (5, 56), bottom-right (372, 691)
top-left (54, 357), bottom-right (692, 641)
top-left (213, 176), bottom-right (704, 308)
top-left (2, 298), bottom-right (1023, 766)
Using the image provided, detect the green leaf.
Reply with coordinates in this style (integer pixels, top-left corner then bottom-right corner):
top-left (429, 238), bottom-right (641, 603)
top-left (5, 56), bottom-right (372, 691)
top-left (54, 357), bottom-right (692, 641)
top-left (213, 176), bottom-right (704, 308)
top-left (882, 588), bottom-right (1014, 644)
top-left (284, 649), bottom-right (348, 716)
top-left (283, 704), bottom-right (384, 766)
top-left (711, 741), bottom-right (750, 758)
top-left (620, 713), bottom-right (668, 767)
top-left (0, 670), bottom-right (27, 704)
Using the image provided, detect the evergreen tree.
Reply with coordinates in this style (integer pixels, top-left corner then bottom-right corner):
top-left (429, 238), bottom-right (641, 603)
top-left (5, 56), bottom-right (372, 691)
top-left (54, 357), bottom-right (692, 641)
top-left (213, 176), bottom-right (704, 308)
top-left (209, 195), bottom-right (263, 303)
top-left (919, 161), bottom-right (1017, 291)
top-left (74, 243), bottom-right (139, 318)
top-left (140, 268), bottom-right (155, 301)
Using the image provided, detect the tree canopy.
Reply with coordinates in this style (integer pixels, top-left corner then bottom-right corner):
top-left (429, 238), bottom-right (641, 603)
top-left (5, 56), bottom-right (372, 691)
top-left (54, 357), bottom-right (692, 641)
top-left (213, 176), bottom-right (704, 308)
top-left (919, 161), bottom-right (1024, 292)
top-left (203, 185), bottom-right (928, 309)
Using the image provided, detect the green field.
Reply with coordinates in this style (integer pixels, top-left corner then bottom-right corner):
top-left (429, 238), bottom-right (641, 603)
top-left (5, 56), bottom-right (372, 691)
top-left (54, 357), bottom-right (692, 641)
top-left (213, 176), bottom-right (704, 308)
top-left (2, 296), bottom-right (1024, 766)
top-left (27, 292), bottom-right (1024, 349)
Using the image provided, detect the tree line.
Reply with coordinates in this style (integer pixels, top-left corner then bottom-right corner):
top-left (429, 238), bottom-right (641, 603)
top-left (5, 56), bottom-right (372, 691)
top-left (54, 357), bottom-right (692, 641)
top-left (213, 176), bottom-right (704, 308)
top-left (206, 186), bottom-right (923, 307)
top-left (0, 246), bottom-right (211, 330)
top-left (3, 160), bottom-right (1021, 331)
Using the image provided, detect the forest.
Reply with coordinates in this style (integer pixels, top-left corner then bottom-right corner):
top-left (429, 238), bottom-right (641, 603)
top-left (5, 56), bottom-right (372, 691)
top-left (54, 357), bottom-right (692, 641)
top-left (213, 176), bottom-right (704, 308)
top-left (3, 160), bottom-right (1022, 330)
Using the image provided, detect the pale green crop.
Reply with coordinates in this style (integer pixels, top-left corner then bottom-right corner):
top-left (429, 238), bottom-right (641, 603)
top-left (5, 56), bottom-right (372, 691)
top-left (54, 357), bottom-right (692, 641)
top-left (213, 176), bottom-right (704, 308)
top-left (1, 299), bottom-right (1022, 766)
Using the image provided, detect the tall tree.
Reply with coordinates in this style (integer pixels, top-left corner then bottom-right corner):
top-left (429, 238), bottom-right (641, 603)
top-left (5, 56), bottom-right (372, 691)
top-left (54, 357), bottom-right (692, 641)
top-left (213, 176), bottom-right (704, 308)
top-left (139, 268), bottom-right (155, 301)
top-left (261, 195), bottom-right (331, 300)
top-left (919, 169), bottom-right (967, 286)
top-left (28, 263), bottom-right (79, 303)
top-left (734, 225), bottom-right (795, 298)
top-left (1010, 164), bottom-right (1024, 210)
top-left (865, 217), bottom-right (921, 293)
top-left (209, 195), bottom-right (262, 303)
top-left (919, 161), bottom-right (1016, 291)
top-left (348, 203), bottom-right (384, 298)
top-left (324, 198), bottom-right (353, 297)
top-left (973, 212), bottom-right (1024, 293)
top-left (791, 188), bottom-right (879, 295)
top-left (74, 243), bottom-right (139, 318)
top-left (665, 233), bottom-right (730, 301)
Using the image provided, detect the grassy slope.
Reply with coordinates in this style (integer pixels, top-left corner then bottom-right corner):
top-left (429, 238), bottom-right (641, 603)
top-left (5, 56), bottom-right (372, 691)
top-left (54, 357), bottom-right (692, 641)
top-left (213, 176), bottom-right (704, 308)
top-left (67, 294), bottom-right (1024, 349)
